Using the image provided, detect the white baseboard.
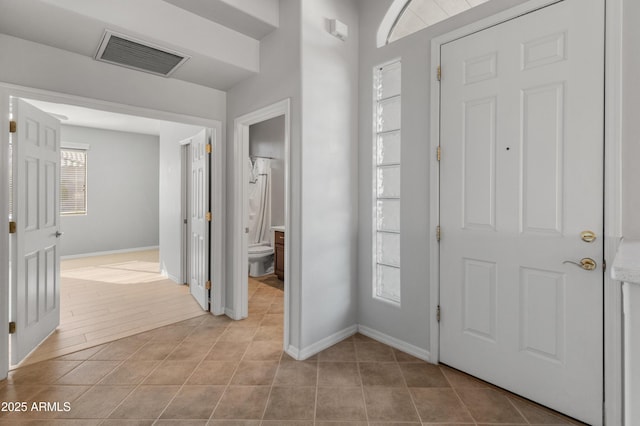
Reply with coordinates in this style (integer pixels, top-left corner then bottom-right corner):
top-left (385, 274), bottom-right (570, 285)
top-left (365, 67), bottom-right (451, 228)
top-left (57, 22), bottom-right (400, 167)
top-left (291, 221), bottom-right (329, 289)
top-left (165, 273), bottom-right (181, 284)
top-left (61, 245), bottom-right (159, 260)
top-left (296, 324), bottom-right (359, 361)
top-left (285, 345), bottom-right (301, 360)
top-left (358, 324), bottom-right (431, 362)
top-left (224, 307), bottom-right (239, 320)
top-left (284, 324), bottom-right (430, 363)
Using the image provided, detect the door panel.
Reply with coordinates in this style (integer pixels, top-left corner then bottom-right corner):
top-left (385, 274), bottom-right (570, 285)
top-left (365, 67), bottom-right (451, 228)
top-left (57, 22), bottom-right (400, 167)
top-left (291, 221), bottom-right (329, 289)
top-left (12, 99), bottom-right (61, 364)
top-left (439, 1), bottom-right (604, 424)
top-left (188, 130), bottom-right (209, 311)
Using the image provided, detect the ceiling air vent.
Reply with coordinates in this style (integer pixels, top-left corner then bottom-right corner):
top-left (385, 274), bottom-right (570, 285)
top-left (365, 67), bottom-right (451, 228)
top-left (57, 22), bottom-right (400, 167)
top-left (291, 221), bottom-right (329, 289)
top-left (95, 30), bottom-right (190, 77)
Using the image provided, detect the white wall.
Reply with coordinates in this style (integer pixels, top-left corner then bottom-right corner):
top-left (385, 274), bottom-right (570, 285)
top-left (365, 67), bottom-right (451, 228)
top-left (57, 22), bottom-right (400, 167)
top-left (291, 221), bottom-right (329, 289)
top-left (249, 115), bottom-right (285, 227)
top-left (299, 0), bottom-right (360, 350)
top-left (60, 125), bottom-right (159, 256)
top-left (356, 0), bottom-right (529, 355)
top-left (226, 0), bottom-right (303, 347)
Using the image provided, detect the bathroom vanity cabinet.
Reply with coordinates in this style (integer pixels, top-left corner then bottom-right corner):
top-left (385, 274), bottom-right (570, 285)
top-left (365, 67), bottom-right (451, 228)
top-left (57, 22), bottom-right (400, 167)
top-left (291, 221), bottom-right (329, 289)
top-left (274, 230), bottom-right (285, 280)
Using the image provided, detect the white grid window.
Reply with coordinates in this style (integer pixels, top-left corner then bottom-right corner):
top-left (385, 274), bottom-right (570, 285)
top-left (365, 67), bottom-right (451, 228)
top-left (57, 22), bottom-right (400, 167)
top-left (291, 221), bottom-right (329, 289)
top-left (373, 60), bottom-right (401, 304)
top-left (61, 148), bottom-right (87, 215)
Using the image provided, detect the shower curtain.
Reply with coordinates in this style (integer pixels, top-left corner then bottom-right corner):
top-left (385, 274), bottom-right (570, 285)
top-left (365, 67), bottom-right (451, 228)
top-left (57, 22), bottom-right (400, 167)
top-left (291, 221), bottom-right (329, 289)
top-left (248, 157), bottom-right (271, 245)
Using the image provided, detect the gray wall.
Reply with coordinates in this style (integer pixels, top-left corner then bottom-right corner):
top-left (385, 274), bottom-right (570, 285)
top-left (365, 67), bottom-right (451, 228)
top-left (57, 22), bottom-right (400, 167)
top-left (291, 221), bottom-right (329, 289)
top-left (356, 0), bottom-right (530, 354)
top-left (622, 0), bottom-right (640, 238)
top-left (226, 0), bottom-right (303, 348)
top-left (60, 125), bottom-right (159, 256)
top-left (299, 0), bottom-right (360, 349)
top-left (249, 115), bottom-right (285, 228)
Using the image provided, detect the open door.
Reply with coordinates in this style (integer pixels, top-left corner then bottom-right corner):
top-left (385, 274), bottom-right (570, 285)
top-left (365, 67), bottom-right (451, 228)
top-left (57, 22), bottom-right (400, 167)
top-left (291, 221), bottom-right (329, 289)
top-left (10, 99), bottom-right (61, 364)
top-left (187, 129), bottom-right (210, 311)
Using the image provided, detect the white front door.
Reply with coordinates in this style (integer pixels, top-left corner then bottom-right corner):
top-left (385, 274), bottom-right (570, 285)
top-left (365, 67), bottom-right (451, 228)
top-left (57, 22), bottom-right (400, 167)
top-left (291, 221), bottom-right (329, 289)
top-left (188, 129), bottom-right (210, 311)
top-left (11, 99), bottom-right (61, 364)
top-left (439, 0), bottom-right (604, 424)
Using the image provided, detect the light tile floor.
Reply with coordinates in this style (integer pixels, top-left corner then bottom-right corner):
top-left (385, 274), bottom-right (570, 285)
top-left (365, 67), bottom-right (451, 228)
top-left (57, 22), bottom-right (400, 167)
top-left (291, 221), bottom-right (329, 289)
top-left (0, 279), bottom-right (585, 425)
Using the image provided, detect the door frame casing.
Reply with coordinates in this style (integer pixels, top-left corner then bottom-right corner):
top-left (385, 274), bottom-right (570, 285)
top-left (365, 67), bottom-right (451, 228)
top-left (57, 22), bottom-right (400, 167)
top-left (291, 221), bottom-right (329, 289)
top-left (0, 82), bottom-right (224, 378)
top-left (231, 99), bottom-right (291, 348)
top-left (180, 143), bottom-right (191, 286)
top-left (428, 0), bottom-right (622, 423)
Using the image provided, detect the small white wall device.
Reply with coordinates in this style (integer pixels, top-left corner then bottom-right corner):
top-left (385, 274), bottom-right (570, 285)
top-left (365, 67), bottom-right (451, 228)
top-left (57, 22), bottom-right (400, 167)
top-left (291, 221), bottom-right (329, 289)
top-left (329, 18), bottom-right (348, 41)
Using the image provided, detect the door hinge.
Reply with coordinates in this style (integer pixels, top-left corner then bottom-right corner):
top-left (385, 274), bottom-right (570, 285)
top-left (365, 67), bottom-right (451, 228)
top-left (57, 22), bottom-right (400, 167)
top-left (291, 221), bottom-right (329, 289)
top-left (436, 146), bottom-right (441, 162)
top-left (9, 221), bottom-right (16, 234)
top-left (9, 120), bottom-right (16, 133)
top-left (206, 212), bottom-right (212, 222)
top-left (9, 321), bottom-right (16, 334)
top-left (206, 143), bottom-right (212, 154)
top-left (602, 259), bottom-right (607, 272)
top-left (437, 65), bottom-right (442, 81)
top-left (436, 305), bottom-right (441, 323)
top-left (205, 280), bottom-right (212, 290)
top-left (436, 225), bottom-right (441, 242)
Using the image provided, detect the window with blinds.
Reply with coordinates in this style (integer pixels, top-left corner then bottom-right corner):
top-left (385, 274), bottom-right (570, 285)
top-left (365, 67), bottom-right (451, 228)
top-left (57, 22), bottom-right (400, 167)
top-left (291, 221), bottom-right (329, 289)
top-left (61, 148), bottom-right (87, 215)
top-left (373, 60), bottom-right (401, 305)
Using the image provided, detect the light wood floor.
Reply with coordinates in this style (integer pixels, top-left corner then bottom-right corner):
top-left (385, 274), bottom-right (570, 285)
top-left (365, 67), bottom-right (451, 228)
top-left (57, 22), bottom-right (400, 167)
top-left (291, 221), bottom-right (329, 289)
top-left (15, 250), bottom-right (206, 368)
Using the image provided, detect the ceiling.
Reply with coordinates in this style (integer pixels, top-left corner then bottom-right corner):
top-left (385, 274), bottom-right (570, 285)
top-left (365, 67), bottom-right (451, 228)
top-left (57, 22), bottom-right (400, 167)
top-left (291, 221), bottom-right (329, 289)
top-left (0, 0), bottom-right (280, 90)
top-left (24, 99), bottom-right (200, 136)
top-left (389, 0), bottom-right (490, 42)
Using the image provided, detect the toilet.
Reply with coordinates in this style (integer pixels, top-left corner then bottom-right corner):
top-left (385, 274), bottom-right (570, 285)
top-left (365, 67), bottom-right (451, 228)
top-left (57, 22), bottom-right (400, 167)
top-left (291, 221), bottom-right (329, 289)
top-left (248, 244), bottom-right (274, 277)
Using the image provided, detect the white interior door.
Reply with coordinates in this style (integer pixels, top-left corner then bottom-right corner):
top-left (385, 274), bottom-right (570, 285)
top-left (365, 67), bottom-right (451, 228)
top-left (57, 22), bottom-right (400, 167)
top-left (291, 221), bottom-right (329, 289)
top-left (439, 0), bottom-right (604, 424)
top-left (11, 99), bottom-right (61, 364)
top-left (188, 129), bottom-right (210, 311)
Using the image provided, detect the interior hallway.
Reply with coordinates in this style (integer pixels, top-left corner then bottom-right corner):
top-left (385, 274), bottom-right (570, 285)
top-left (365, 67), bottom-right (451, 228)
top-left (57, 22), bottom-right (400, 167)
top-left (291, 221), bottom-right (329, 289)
top-left (16, 250), bottom-right (205, 367)
top-left (1, 278), bottom-right (584, 425)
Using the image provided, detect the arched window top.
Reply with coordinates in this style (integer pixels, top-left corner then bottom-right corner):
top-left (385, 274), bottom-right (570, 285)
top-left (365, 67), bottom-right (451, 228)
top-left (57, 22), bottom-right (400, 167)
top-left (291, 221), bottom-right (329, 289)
top-left (378, 0), bottom-right (490, 46)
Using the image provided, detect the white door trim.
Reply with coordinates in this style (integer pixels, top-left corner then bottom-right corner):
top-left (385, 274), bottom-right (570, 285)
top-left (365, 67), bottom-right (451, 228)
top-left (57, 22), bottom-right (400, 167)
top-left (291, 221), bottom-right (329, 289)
top-left (208, 127), bottom-right (224, 316)
top-left (603, 0), bottom-right (624, 423)
top-left (428, 0), bottom-right (622, 423)
top-left (0, 82), bottom-right (224, 379)
top-left (231, 99), bottom-right (291, 349)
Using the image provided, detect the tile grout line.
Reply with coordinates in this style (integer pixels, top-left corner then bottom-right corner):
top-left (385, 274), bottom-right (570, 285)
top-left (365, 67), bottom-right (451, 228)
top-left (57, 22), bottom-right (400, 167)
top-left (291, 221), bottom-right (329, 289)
top-left (505, 395), bottom-right (533, 425)
top-left (49, 351), bottom-right (132, 423)
top-left (205, 324), bottom-right (245, 425)
top-left (71, 333), bottom-right (162, 423)
top-left (257, 350), bottom-right (282, 425)
top-left (396, 348), bottom-right (425, 425)
top-left (206, 287), bottom-right (270, 424)
top-left (313, 346), bottom-right (320, 426)
top-left (440, 366), bottom-right (479, 426)
top-left (353, 339), bottom-right (371, 425)
top-left (254, 282), bottom-right (285, 425)
top-left (99, 324), bottom-right (195, 422)
top-left (152, 316), bottom-right (224, 423)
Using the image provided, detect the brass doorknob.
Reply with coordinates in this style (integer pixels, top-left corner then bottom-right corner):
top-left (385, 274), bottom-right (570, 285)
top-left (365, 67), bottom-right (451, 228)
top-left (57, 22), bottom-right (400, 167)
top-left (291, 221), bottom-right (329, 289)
top-left (563, 258), bottom-right (597, 271)
top-left (580, 231), bottom-right (597, 243)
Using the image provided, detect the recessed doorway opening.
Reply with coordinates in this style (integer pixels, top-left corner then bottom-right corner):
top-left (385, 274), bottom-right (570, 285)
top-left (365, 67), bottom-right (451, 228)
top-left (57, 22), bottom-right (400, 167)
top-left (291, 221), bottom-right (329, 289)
top-left (4, 90), bottom-right (222, 369)
top-left (231, 100), bottom-right (291, 351)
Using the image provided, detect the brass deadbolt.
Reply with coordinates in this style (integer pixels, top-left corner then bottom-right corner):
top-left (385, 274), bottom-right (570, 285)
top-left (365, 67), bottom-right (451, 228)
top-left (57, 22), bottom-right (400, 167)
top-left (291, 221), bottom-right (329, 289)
top-left (580, 231), bottom-right (596, 243)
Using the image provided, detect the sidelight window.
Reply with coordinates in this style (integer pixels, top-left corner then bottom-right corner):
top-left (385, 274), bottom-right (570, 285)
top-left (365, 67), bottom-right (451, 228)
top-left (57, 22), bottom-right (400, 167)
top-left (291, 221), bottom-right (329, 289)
top-left (373, 60), bottom-right (401, 305)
